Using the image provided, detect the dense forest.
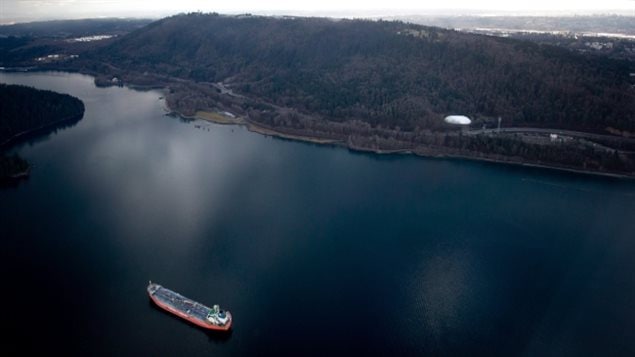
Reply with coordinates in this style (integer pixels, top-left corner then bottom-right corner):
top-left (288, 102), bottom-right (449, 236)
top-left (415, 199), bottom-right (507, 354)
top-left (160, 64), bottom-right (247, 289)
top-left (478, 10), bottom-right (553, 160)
top-left (0, 84), bottom-right (84, 181)
top-left (0, 83), bottom-right (85, 144)
top-left (87, 13), bottom-right (634, 133)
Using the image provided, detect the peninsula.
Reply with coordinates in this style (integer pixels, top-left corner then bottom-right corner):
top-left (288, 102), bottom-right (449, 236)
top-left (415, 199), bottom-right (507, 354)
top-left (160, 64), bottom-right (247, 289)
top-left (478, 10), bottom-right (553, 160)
top-left (0, 83), bottom-right (85, 183)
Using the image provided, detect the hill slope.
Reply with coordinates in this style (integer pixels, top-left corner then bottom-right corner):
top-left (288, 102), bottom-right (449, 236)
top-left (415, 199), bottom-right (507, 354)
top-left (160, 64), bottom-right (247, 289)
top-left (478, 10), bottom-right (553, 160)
top-left (58, 13), bottom-right (635, 176)
top-left (91, 13), bottom-right (634, 133)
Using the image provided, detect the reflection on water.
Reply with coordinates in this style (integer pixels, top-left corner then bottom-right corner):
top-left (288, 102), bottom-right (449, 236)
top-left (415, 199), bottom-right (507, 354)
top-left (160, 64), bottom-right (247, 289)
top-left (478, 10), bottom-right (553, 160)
top-left (1, 71), bottom-right (635, 356)
top-left (415, 252), bottom-right (472, 336)
top-left (1, 115), bottom-right (83, 151)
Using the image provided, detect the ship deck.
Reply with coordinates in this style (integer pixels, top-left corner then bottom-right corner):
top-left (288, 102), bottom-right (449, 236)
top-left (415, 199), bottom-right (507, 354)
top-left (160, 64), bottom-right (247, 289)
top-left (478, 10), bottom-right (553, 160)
top-left (152, 287), bottom-right (211, 322)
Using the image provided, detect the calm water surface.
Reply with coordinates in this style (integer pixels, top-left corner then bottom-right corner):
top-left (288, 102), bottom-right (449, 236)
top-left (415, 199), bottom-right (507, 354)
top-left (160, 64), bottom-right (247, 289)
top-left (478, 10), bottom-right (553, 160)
top-left (1, 72), bottom-right (635, 356)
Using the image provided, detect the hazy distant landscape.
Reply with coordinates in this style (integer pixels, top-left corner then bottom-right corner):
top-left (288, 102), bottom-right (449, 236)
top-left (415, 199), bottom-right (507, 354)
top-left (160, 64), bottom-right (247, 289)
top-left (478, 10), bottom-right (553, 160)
top-left (398, 15), bottom-right (635, 35)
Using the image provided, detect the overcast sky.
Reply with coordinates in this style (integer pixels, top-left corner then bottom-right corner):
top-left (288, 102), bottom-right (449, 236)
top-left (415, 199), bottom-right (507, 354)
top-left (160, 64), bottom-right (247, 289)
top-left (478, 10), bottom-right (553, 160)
top-left (2, 0), bottom-right (634, 23)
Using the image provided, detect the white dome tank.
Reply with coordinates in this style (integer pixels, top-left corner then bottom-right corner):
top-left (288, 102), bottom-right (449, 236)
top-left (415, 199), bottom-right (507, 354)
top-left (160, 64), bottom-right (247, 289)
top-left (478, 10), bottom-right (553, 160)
top-left (444, 115), bottom-right (472, 125)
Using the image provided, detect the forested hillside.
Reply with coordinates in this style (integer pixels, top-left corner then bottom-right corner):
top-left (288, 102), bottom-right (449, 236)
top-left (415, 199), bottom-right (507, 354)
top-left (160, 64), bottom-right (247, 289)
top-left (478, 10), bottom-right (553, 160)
top-left (91, 13), bottom-right (634, 133)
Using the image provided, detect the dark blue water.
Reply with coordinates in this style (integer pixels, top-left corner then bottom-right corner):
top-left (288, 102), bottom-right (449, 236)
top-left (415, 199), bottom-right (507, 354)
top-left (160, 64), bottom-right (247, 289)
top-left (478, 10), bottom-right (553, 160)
top-left (1, 72), bottom-right (635, 356)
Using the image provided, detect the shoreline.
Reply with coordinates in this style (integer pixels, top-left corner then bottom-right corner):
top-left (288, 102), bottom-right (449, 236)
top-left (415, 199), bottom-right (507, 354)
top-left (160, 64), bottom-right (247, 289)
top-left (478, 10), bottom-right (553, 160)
top-left (8, 68), bottom-right (631, 179)
top-left (347, 140), bottom-right (635, 179)
top-left (245, 121), bottom-right (342, 145)
top-left (184, 110), bottom-right (343, 144)
top-left (178, 107), bottom-right (634, 179)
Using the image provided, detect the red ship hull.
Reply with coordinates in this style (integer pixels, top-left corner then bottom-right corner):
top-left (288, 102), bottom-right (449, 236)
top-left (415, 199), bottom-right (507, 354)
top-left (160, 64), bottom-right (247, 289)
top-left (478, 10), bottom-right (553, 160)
top-left (148, 285), bottom-right (232, 331)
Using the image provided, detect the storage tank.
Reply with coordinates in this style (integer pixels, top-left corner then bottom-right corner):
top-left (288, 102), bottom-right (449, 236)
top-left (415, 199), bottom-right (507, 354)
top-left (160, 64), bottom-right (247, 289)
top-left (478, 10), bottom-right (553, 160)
top-left (444, 115), bottom-right (472, 125)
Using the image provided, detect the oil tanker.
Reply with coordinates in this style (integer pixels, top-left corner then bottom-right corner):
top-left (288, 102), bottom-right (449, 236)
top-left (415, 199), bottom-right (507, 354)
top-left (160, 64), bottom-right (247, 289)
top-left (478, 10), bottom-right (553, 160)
top-left (147, 282), bottom-right (232, 331)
